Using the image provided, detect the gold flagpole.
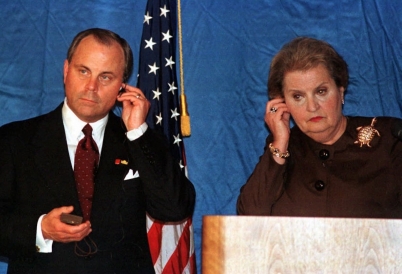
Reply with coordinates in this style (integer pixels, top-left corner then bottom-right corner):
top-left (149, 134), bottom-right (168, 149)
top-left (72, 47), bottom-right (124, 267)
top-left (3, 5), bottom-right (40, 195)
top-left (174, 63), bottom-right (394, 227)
top-left (177, 0), bottom-right (191, 137)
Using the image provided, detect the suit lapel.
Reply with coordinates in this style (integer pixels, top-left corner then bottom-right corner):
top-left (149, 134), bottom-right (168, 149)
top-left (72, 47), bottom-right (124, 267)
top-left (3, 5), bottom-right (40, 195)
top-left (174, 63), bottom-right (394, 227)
top-left (31, 104), bottom-right (80, 211)
top-left (91, 113), bottom-right (131, 224)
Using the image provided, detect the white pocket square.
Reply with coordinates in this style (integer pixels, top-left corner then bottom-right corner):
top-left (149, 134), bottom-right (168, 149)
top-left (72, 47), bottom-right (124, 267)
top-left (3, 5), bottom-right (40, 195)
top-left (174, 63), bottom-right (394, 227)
top-left (124, 169), bottom-right (139, 180)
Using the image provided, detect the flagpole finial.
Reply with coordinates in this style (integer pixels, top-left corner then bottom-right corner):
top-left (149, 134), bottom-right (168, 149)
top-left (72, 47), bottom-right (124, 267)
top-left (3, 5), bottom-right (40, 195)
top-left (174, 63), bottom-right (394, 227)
top-left (180, 93), bottom-right (191, 137)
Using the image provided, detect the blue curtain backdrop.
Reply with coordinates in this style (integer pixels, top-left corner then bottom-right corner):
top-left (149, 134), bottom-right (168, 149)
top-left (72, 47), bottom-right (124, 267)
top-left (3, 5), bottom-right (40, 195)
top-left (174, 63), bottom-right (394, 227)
top-left (1, 1), bottom-right (401, 273)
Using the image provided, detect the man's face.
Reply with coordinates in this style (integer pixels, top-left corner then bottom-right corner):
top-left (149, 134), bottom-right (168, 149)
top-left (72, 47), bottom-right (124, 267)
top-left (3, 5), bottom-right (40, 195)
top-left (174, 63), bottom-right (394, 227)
top-left (63, 35), bottom-right (125, 123)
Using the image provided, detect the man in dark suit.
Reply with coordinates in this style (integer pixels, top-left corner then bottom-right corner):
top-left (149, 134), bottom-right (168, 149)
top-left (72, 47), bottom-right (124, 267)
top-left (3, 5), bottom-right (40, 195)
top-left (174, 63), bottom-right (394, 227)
top-left (0, 28), bottom-right (195, 273)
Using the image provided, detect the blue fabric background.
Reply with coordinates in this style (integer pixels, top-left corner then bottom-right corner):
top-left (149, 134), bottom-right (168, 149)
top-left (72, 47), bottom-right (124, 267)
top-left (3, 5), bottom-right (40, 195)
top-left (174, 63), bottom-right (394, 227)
top-left (1, 1), bottom-right (401, 273)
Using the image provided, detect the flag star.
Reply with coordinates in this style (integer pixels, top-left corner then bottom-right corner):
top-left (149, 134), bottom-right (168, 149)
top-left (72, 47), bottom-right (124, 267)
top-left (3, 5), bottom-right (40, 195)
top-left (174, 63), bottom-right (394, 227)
top-left (144, 12), bottom-right (152, 25)
top-left (168, 81), bottom-right (177, 94)
top-left (171, 108), bottom-right (180, 120)
top-left (160, 5), bottom-right (170, 17)
top-left (173, 134), bottom-right (182, 145)
top-left (156, 113), bottom-right (162, 125)
top-left (162, 30), bottom-right (173, 43)
top-left (144, 37), bottom-right (157, 50)
top-left (179, 160), bottom-right (184, 169)
top-left (165, 56), bottom-right (175, 69)
top-left (153, 88), bottom-right (162, 100)
top-left (148, 62), bottom-right (159, 75)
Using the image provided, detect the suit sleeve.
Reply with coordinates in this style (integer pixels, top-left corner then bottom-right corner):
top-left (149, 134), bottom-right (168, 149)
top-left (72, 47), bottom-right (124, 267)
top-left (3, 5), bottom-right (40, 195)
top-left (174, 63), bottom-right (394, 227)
top-left (0, 125), bottom-right (38, 259)
top-left (237, 135), bottom-right (287, 215)
top-left (127, 128), bottom-right (195, 222)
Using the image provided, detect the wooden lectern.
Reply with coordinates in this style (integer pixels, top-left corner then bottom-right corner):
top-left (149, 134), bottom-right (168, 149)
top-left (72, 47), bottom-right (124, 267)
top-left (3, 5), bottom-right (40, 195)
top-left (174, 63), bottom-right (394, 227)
top-left (202, 216), bottom-right (402, 273)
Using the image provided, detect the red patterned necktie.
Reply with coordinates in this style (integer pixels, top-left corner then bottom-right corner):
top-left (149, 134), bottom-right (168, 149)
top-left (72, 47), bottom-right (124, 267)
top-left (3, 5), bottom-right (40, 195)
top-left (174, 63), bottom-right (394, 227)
top-left (74, 124), bottom-right (99, 221)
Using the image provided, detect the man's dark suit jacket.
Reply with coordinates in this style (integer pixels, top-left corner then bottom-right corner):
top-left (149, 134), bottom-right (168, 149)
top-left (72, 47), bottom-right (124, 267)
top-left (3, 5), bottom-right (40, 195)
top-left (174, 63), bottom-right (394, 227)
top-left (0, 104), bottom-right (195, 273)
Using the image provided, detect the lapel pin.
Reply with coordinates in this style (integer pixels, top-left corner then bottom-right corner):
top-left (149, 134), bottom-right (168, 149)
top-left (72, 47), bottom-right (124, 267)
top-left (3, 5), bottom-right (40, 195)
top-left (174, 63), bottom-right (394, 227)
top-left (115, 159), bottom-right (129, 165)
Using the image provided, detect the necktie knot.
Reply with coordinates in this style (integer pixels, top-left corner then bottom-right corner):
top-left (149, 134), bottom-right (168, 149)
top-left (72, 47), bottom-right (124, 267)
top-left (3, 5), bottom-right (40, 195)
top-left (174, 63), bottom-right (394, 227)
top-left (80, 124), bottom-right (98, 151)
top-left (82, 124), bottom-right (93, 137)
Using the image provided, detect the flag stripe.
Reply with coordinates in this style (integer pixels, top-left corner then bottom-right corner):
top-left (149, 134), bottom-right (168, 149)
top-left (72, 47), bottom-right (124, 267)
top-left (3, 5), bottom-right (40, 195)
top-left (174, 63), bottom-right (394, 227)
top-left (161, 219), bottom-right (191, 273)
top-left (146, 218), bottom-right (163, 264)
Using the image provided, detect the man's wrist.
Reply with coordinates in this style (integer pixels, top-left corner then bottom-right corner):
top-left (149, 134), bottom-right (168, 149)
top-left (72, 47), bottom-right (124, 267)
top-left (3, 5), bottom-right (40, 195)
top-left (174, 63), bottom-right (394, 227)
top-left (36, 214), bottom-right (53, 253)
top-left (126, 122), bottom-right (148, 141)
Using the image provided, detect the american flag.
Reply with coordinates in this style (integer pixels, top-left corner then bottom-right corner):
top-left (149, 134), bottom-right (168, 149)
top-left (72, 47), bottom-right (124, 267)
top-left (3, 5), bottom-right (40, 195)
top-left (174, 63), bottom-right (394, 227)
top-left (136, 0), bottom-right (196, 273)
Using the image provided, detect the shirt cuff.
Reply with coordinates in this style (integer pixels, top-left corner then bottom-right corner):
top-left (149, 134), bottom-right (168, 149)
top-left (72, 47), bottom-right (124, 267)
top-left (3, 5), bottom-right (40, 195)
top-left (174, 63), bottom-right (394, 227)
top-left (126, 122), bottom-right (148, 141)
top-left (36, 214), bottom-right (53, 253)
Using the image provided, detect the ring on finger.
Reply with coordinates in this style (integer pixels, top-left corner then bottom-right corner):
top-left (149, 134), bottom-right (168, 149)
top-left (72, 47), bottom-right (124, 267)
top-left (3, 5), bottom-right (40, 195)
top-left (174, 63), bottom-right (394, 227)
top-left (135, 95), bottom-right (141, 99)
top-left (270, 107), bottom-right (277, 113)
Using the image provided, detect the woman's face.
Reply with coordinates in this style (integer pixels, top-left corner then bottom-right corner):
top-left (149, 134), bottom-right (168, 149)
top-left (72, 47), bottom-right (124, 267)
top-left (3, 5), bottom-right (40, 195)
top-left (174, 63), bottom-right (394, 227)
top-left (283, 64), bottom-right (345, 144)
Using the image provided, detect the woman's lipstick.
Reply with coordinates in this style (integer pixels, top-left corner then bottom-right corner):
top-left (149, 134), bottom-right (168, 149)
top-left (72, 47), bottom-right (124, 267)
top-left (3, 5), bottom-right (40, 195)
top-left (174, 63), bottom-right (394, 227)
top-left (310, 116), bottom-right (323, 122)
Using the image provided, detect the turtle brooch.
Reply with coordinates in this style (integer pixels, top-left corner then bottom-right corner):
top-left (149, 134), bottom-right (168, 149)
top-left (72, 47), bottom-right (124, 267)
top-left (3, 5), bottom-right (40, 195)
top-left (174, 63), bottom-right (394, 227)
top-left (354, 117), bottom-right (380, 147)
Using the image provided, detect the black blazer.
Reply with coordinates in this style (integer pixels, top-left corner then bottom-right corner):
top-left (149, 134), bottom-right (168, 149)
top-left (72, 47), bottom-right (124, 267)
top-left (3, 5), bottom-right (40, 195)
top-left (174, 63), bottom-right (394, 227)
top-left (0, 104), bottom-right (195, 273)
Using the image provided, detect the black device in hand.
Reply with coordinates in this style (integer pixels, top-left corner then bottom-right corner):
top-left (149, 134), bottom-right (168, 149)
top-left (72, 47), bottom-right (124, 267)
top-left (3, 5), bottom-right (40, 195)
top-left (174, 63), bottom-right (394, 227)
top-left (60, 213), bottom-right (83, 225)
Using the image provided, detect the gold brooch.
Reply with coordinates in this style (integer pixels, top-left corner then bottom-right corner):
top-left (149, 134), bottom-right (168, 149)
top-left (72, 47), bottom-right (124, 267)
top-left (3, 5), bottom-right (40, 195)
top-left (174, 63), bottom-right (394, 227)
top-left (354, 117), bottom-right (380, 147)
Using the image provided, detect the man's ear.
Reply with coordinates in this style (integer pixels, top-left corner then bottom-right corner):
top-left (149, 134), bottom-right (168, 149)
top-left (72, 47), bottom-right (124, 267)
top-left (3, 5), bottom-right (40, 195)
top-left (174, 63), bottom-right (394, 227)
top-left (63, 60), bottom-right (69, 84)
